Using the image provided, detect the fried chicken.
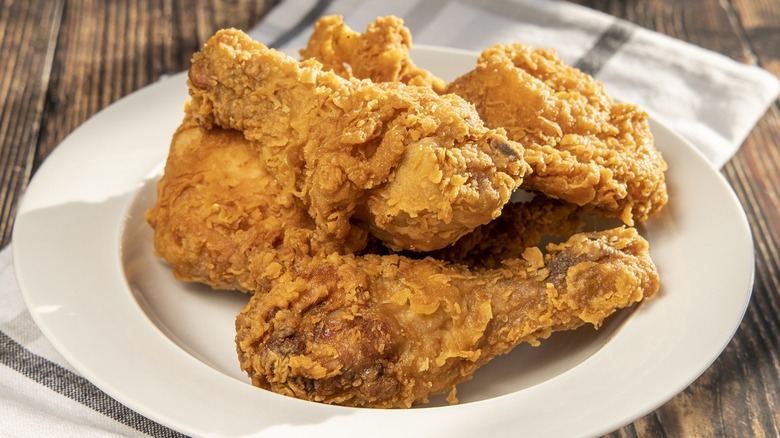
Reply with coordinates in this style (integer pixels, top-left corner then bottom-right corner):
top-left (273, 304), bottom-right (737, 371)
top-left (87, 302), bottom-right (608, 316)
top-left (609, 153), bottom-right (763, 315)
top-left (235, 227), bottom-right (659, 408)
top-left (187, 29), bottom-right (529, 252)
top-left (148, 26), bottom-right (664, 410)
top-left (446, 44), bottom-right (668, 224)
top-left (300, 15), bottom-right (446, 92)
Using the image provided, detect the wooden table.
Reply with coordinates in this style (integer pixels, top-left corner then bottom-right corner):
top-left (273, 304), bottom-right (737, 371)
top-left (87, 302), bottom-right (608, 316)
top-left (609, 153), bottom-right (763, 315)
top-left (2, 1), bottom-right (778, 436)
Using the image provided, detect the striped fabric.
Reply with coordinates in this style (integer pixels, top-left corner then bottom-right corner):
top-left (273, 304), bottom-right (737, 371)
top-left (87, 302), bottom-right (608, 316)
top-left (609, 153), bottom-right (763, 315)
top-left (0, 247), bottom-right (183, 437)
top-left (2, 1), bottom-right (777, 436)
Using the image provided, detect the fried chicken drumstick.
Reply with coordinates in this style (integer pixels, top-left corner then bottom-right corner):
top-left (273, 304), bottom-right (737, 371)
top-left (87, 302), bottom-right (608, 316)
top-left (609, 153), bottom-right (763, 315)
top-left (236, 227), bottom-right (658, 408)
top-left (187, 29), bottom-right (529, 251)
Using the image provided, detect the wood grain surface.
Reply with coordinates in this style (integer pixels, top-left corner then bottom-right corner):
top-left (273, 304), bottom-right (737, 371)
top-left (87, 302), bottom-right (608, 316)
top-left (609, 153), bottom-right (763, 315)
top-left (1, 1), bottom-right (777, 436)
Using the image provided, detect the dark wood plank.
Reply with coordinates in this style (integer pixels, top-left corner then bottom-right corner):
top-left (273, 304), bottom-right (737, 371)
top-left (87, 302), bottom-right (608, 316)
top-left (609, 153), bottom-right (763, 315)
top-left (33, 0), bottom-right (277, 165)
top-left (732, 0), bottom-right (780, 79)
top-left (723, 109), bottom-right (780, 436)
top-left (0, 0), bottom-right (63, 247)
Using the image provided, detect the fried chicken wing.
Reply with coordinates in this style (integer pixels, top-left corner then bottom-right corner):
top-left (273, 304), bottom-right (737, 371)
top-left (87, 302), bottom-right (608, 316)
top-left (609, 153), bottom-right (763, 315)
top-left (235, 227), bottom-right (658, 408)
top-left (187, 29), bottom-right (529, 252)
top-left (446, 44), bottom-right (668, 224)
top-left (300, 15), bottom-right (446, 92)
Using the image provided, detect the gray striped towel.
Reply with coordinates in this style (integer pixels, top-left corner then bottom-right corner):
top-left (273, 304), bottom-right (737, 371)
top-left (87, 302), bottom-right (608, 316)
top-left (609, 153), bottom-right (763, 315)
top-left (2, 0), bottom-right (777, 436)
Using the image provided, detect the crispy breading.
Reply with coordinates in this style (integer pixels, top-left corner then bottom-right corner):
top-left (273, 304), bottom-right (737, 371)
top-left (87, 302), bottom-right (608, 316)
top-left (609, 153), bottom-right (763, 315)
top-left (146, 123), bottom-right (581, 289)
top-left (299, 17), bottom-right (667, 224)
top-left (300, 15), bottom-right (446, 92)
top-left (147, 24), bottom-right (664, 409)
top-left (145, 118), bottom-right (351, 292)
top-left (149, 113), bottom-right (658, 410)
top-left (447, 44), bottom-right (668, 224)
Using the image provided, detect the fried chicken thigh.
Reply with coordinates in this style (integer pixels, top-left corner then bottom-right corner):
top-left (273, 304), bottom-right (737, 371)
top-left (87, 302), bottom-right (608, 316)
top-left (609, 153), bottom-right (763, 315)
top-left (446, 44), bottom-right (668, 224)
top-left (300, 15), bottom-right (446, 92)
top-left (236, 227), bottom-right (658, 408)
top-left (145, 118), bottom-right (355, 292)
top-left (187, 29), bottom-right (529, 251)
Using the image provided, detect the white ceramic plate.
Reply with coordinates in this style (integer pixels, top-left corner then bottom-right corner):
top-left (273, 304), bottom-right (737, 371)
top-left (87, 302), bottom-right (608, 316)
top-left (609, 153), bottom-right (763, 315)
top-left (14, 46), bottom-right (754, 438)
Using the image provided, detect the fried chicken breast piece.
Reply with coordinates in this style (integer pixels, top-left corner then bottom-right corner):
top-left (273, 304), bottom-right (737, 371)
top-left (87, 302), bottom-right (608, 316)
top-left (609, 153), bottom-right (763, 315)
top-left (187, 29), bottom-right (529, 252)
top-left (446, 44), bottom-right (668, 225)
top-left (300, 15), bottom-right (446, 92)
top-left (235, 227), bottom-right (658, 408)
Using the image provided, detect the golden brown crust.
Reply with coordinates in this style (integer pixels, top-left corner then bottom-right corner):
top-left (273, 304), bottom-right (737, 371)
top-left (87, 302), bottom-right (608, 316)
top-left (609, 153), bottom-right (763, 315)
top-left (149, 108), bottom-right (659, 410)
top-left (447, 44), bottom-right (668, 224)
top-left (145, 119), bottom-right (352, 292)
top-left (300, 19), bottom-right (668, 225)
top-left (300, 15), bottom-right (446, 92)
top-left (145, 122), bottom-right (584, 290)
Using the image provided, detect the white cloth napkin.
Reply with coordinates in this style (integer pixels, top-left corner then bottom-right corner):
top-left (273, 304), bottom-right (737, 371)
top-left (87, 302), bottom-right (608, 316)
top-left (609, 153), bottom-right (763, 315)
top-left (0, 246), bottom-right (183, 437)
top-left (2, 1), bottom-right (778, 436)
